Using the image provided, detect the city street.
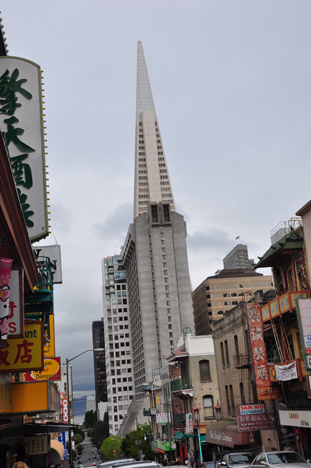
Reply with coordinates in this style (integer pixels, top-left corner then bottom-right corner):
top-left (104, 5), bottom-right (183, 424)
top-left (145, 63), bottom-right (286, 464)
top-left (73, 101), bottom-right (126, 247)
top-left (80, 433), bottom-right (101, 467)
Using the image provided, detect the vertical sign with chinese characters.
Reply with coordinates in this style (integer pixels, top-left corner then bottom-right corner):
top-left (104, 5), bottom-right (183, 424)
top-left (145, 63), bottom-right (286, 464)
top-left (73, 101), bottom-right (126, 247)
top-left (0, 57), bottom-right (48, 242)
top-left (297, 298), bottom-right (311, 371)
top-left (247, 304), bottom-right (269, 385)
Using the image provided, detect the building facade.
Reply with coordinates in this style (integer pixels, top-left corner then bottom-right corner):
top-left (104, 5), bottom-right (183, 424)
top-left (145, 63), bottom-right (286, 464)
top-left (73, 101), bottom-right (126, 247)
top-left (192, 268), bottom-right (273, 335)
top-left (223, 244), bottom-right (254, 270)
top-left (101, 255), bottom-right (135, 435)
top-left (92, 319), bottom-right (107, 407)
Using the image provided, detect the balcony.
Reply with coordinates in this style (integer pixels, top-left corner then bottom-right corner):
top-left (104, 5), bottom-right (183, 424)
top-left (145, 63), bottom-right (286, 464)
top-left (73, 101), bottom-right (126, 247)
top-left (170, 378), bottom-right (192, 392)
top-left (261, 290), bottom-right (310, 322)
top-left (233, 353), bottom-right (252, 368)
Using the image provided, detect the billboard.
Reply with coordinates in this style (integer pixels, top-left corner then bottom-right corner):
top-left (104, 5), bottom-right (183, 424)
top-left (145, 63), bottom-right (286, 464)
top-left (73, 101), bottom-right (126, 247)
top-left (0, 57), bottom-right (48, 242)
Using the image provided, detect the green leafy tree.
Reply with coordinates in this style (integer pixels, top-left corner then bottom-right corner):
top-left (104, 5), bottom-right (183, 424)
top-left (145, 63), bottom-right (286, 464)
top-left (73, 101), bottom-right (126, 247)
top-left (121, 423), bottom-right (153, 460)
top-left (100, 435), bottom-right (122, 460)
top-left (91, 418), bottom-right (109, 449)
top-left (84, 410), bottom-right (97, 428)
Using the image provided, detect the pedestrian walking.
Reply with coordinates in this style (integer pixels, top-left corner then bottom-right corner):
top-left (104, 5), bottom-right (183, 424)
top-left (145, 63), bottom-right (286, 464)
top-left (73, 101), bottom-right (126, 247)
top-left (12, 463), bottom-right (29, 468)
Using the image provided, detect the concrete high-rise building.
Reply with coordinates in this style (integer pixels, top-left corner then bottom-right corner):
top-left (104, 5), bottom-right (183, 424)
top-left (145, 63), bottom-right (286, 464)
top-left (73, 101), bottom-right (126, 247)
top-left (92, 320), bottom-right (107, 407)
top-left (101, 255), bottom-right (135, 435)
top-left (122, 42), bottom-right (194, 404)
top-left (192, 269), bottom-right (273, 335)
top-left (223, 244), bottom-right (254, 270)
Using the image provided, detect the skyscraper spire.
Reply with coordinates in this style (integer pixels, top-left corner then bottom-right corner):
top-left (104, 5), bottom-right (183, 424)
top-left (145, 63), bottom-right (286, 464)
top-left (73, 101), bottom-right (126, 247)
top-left (134, 41), bottom-right (175, 219)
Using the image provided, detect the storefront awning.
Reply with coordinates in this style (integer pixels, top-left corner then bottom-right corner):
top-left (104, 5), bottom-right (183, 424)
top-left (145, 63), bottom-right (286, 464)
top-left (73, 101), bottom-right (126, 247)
top-left (184, 433), bottom-right (195, 439)
top-left (174, 431), bottom-right (185, 441)
top-left (157, 448), bottom-right (165, 455)
top-left (205, 420), bottom-right (254, 448)
top-left (199, 434), bottom-right (207, 445)
top-left (24, 422), bottom-right (76, 436)
top-left (50, 439), bottom-right (64, 465)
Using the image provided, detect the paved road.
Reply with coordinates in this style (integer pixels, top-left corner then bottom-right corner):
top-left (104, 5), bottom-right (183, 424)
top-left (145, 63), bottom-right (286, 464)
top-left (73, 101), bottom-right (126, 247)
top-left (80, 432), bottom-right (101, 467)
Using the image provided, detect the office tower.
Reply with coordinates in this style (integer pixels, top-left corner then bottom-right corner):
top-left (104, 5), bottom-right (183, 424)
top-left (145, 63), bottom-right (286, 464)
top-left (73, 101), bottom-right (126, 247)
top-left (102, 255), bottom-right (135, 435)
top-left (223, 244), bottom-right (254, 270)
top-left (192, 269), bottom-right (273, 335)
top-left (92, 320), bottom-right (107, 407)
top-left (122, 42), bottom-right (194, 399)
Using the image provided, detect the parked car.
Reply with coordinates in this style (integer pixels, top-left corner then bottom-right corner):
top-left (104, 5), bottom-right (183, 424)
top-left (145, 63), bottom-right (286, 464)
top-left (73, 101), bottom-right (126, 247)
top-left (219, 452), bottom-right (255, 468)
top-left (100, 459), bottom-right (135, 468)
top-left (251, 451), bottom-right (311, 468)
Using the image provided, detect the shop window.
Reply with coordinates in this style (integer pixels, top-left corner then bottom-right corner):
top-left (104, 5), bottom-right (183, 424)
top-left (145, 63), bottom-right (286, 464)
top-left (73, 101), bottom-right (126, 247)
top-left (203, 395), bottom-right (214, 419)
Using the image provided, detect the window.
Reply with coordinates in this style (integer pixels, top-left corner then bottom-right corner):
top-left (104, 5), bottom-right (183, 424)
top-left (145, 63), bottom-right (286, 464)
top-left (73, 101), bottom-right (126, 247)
top-left (234, 335), bottom-right (240, 365)
top-left (240, 382), bottom-right (245, 405)
top-left (225, 385), bottom-right (230, 412)
top-left (203, 395), bottom-right (214, 418)
top-left (225, 340), bottom-right (230, 367)
top-left (229, 385), bottom-right (235, 413)
top-left (220, 342), bottom-right (225, 368)
top-left (199, 360), bottom-right (211, 381)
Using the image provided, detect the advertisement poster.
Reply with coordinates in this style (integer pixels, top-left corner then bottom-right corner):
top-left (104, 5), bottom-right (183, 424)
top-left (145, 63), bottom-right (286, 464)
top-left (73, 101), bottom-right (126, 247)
top-left (25, 356), bottom-right (61, 382)
top-left (275, 361), bottom-right (298, 381)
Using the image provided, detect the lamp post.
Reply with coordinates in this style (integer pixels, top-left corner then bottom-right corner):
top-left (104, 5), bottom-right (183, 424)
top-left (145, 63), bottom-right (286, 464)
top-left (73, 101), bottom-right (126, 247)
top-left (192, 405), bottom-right (203, 465)
top-left (66, 348), bottom-right (104, 468)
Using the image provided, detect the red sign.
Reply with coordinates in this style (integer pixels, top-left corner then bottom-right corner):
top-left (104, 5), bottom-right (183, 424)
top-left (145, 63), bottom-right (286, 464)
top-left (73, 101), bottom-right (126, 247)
top-left (257, 385), bottom-right (280, 401)
top-left (247, 304), bottom-right (269, 385)
top-left (62, 397), bottom-right (68, 423)
top-left (237, 414), bottom-right (271, 432)
top-left (25, 357), bottom-right (61, 382)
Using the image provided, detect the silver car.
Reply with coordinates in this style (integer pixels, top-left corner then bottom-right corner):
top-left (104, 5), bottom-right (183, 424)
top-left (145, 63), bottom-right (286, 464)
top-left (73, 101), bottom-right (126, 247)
top-left (251, 452), bottom-right (311, 468)
top-left (220, 453), bottom-right (255, 468)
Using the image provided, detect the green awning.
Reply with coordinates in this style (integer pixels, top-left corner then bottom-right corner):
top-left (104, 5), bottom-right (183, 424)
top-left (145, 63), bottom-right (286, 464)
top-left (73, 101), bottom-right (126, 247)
top-left (255, 230), bottom-right (303, 269)
top-left (174, 432), bottom-right (185, 441)
top-left (184, 433), bottom-right (195, 439)
top-left (199, 433), bottom-right (206, 444)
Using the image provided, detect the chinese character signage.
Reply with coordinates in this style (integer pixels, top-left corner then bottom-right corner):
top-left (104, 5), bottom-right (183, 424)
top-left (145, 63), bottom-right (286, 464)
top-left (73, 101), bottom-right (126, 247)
top-left (247, 304), bottom-right (269, 385)
top-left (296, 298), bottom-right (311, 371)
top-left (156, 412), bottom-right (171, 424)
top-left (0, 57), bottom-right (48, 242)
top-left (237, 414), bottom-right (271, 432)
top-left (275, 361), bottom-right (298, 381)
top-left (25, 356), bottom-right (61, 382)
top-left (0, 322), bottom-right (43, 373)
top-left (24, 435), bottom-right (48, 455)
top-left (186, 413), bottom-right (193, 434)
top-left (0, 257), bottom-right (13, 343)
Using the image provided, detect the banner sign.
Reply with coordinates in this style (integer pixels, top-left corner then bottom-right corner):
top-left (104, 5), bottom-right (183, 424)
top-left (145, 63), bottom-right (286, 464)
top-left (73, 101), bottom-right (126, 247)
top-left (62, 397), bottom-right (69, 423)
top-left (186, 413), bottom-right (193, 434)
top-left (25, 356), bottom-right (61, 382)
top-left (0, 257), bottom-right (13, 343)
top-left (279, 409), bottom-right (311, 428)
top-left (0, 57), bottom-right (48, 242)
top-left (8, 268), bottom-right (24, 338)
top-left (156, 413), bottom-right (171, 424)
top-left (296, 298), bottom-right (311, 371)
top-left (257, 385), bottom-right (280, 401)
top-left (237, 414), bottom-right (271, 432)
top-left (0, 322), bottom-right (44, 373)
top-left (275, 361), bottom-right (298, 381)
top-left (247, 304), bottom-right (269, 385)
top-left (58, 432), bottom-right (66, 460)
top-left (239, 404), bottom-right (265, 415)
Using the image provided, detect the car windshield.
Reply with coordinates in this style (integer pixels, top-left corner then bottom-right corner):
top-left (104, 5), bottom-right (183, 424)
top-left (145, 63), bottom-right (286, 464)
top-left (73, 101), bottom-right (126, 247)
top-left (267, 453), bottom-right (307, 464)
top-left (229, 455), bottom-right (254, 464)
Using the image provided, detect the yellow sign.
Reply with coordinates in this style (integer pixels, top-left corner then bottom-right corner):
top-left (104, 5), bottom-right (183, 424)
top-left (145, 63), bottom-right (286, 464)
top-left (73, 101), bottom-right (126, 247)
top-left (0, 322), bottom-right (43, 373)
top-left (44, 314), bottom-right (55, 357)
top-left (156, 396), bottom-right (161, 405)
top-left (13, 380), bottom-right (60, 413)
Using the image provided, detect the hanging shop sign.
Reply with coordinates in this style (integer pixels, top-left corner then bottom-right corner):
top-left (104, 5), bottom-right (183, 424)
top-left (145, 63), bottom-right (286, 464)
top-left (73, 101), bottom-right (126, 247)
top-left (8, 268), bottom-right (24, 338)
top-left (62, 397), bottom-right (69, 423)
top-left (0, 321), bottom-right (44, 373)
top-left (186, 413), bottom-right (193, 434)
top-left (25, 356), bottom-right (61, 382)
top-left (247, 304), bottom-right (269, 385)
top-left (0, 57), bottom-right (48, 242)
top-left (279, 410), bottom-right (311, 428)
top-left (275, 361), bottom-right (298, 381)
top-left (296, 298), bottom-right (311, 371)
top-left (156, 413), bottom-right (171, 424)
top-left (237, 414), bottom-right (271, 432)
top-left (24, 435), bottom-right (49, 455)
top-left (239, 404), bottom-right (265, 415)
top-left (257, 385), bottom-right (280, 401)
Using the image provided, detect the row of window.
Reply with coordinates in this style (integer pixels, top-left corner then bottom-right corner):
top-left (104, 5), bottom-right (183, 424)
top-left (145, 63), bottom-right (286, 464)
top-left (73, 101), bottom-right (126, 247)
top-left (207, 282), bottom-right (271, 290)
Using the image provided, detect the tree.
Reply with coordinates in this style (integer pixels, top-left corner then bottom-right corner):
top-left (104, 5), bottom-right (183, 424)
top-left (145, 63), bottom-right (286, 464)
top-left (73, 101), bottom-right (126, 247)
top-left (100, 435), bottom-right (122, 460)
top-left (121, 423), bottom-right (153, 460)
top-left (84, 409), bottom-right (97, 428)
top-left (91, 419), bottom-right (109, 449)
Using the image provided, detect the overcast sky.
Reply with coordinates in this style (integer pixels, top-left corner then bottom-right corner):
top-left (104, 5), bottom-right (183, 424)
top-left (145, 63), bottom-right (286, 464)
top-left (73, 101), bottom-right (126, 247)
top-left (2, 1), bottom-right (311, 396)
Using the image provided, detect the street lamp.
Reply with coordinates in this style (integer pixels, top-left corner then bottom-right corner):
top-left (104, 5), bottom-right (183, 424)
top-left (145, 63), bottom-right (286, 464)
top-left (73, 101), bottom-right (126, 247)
top-left (192, 404), bottom-right (203, 465)
top-left (66, 348), bottom-right (104, 468)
